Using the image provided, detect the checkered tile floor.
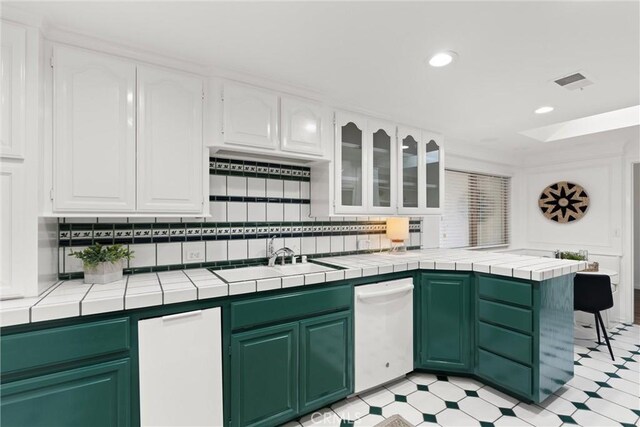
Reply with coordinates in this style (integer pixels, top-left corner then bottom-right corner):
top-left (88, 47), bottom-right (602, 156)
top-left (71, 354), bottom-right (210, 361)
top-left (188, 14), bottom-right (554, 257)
top-left (283, 323), bottom-right (639, 426)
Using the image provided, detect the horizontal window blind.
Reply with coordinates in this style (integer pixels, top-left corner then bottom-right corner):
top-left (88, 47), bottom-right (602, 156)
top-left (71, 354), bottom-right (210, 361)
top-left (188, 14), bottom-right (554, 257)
top-left (441, 169), bottom-right (510, 249)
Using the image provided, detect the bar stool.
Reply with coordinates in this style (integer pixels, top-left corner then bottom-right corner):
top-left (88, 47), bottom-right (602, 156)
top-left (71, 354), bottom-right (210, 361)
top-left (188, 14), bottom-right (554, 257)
top-left (574, 274), bottom-right (615, 360)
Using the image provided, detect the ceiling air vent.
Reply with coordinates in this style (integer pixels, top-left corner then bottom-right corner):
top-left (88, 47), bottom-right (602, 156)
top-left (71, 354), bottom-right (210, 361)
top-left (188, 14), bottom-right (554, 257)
top-left (553, 72), bottom-right (594, 91)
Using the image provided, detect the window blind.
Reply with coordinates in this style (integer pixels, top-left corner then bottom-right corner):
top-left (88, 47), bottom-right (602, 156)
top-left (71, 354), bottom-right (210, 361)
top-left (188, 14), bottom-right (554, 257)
top-left (440, 169), bottom-right (510, 249)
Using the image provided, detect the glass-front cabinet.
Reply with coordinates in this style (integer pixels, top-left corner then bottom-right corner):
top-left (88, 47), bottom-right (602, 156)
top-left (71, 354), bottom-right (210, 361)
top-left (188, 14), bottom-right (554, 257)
top-left (367, 119), bottom-right (397, 214)
top-left (328, 112), bottom-right (443, 216)
top-left (397, 127), bottom-right (444, 214)
top-left (335, 112), bottom-right (367, 213)
top-left (425, 135), bottom-right (442, 209)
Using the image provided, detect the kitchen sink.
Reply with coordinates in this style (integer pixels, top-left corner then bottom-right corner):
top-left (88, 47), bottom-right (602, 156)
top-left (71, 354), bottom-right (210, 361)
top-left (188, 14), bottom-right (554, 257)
top-left (272, 263), bottom-right (334, 275)
top-left (211, 262), bottom-right (336, 283)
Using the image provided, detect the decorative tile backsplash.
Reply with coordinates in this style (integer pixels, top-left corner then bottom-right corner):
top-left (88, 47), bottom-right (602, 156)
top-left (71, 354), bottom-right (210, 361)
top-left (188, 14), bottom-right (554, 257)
top-left (58, 157), bottom-right (423, 279)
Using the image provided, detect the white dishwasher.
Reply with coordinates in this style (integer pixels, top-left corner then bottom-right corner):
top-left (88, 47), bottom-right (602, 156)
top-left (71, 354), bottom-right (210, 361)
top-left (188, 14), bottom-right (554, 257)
top-left (138, 307), bottom-right (223, 426)
top-left (354, 278), bottom-right (414, 394)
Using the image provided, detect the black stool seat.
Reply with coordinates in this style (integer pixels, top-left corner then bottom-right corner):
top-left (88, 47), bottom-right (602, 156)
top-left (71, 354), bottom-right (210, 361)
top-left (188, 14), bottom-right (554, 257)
top-left (574, 274), bottom-right (615, 360)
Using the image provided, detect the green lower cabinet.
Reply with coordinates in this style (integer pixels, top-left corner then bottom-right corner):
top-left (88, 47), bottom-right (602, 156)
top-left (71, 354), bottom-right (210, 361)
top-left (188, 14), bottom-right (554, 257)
top-left (230, 309), bottom-right (353, 427)
top-left (231, 323), bottom-right (299, 427)
top-left (0, 358), bottom-right (130, 427)
top-left (417, 272), bottom-right (472, 372)
top-left (299, 312), bottom-right (352, 413)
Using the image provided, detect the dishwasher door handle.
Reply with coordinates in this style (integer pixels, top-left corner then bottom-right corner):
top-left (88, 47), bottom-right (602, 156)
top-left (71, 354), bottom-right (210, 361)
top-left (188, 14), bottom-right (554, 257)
top-left (356, 284), bottom-right (414, 301)
top-left (162, 310), bottom-right (203, 322)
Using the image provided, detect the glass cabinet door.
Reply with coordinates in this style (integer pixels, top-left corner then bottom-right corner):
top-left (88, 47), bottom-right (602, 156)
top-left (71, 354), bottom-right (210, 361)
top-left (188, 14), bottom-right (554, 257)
top-left (370, 124), bottom-right (393, 210)
top-left (425, 139), bottom-right (440, 208)
top-left (372, 129), bottom-right (391, 208)
top-left (401, 134), bottom-right (419, 209)
top-left (337, 116), bottom-right (365, 210)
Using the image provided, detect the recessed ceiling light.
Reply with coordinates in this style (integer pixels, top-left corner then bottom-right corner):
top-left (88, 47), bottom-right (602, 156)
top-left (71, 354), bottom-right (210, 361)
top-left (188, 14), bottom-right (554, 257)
top-left (428, 51), bottom-right (457, 67)
top-left (535, 106), bottom-right (554, 114)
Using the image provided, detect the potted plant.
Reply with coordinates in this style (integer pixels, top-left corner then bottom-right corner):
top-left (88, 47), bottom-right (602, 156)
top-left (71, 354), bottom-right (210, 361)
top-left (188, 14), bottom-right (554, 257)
top-left (69, 244), bottom-right (134, 284)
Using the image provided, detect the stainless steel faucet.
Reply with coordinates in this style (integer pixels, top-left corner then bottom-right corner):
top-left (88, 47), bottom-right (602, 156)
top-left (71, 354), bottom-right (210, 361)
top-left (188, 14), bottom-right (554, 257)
top-left (267, 236), bottom-right (295, 266)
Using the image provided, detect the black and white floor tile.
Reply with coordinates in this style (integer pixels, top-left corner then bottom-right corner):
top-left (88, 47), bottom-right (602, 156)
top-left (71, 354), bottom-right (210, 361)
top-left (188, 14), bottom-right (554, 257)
top-left (283, 323), bottom-right (640, 426)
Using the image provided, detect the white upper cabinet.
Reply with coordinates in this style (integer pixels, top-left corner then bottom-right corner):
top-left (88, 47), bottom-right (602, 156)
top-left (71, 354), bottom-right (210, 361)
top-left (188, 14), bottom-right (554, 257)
top-left (53, 46), bottom-right (136, 212)
top-left (424, 132), bottom-right (444, 211)
top-left (397, 127), bottom-right (444, 215)
top-left (222, 82), bottom-right (279, 150)
top-left (137, 66), bottom-right (203, 213)
top-left (334, 111), bottom-right (368, 214)
top-left (397, 126), bottom-right (423, 214)
top-left (1, 22), bottom-right (26, 159)
top-left (49, 45), bottom-right (207, 215)
top-left (367, 118), bottom-right (397, 215)
top-left (281, 96), bottom-right (324, 156)
top-left (210, 79), bottom-right (329, 161)
top-left (312, 114), bottom-right (443, 217)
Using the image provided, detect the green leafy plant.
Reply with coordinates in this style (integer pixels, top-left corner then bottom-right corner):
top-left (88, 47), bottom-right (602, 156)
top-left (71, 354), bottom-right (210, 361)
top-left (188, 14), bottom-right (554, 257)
top-left (559, 251), bottom-right (586, 261)
top-left (68, 244), bottom-right (134, 268)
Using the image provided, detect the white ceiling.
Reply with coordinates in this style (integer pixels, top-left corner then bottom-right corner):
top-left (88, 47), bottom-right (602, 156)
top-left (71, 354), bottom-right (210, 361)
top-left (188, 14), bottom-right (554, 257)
top-left (6, 1), bottom-right (640, 154)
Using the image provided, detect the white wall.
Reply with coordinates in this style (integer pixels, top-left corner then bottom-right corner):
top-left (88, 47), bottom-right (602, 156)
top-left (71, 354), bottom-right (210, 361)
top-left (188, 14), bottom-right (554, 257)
top-left (444, 132), bottom-right (639, 323)
top-left (512, 156), bottom-right (623, 255)
top-left (634, 163), bottom-right (640, 290)
top-left (512, 134), bottom-right (639, 323)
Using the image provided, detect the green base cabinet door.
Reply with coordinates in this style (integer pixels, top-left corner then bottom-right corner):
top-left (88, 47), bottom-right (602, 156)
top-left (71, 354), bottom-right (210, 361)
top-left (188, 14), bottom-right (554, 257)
top-left (231, 323), bottom-right (299, 427)
top-left (417, 273), bottom-right (472, 372)
top-left (0, 358), bottom-right (130, 427)
top-left (299, 312), bottom-right (352, 413)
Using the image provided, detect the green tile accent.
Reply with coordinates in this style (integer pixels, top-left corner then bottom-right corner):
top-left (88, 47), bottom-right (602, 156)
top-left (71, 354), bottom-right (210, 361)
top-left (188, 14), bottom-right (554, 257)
top-left (394, 395), bottom-right (407, 402)
top-left (465, 390), bottom-right (479, 397)
top-left (558, 415), bottom-right (578, 425)
top-left (499, 408), bottom-right (516, 417)
top-left (572, 402), bottom-right (589, 410)
top-left (340, 420), bottom-right (354, 427)
top-left (445, 401), bottom-right (459, 409)
top-left (595, 381), bottom-right (611, 388)
top-left (369, 407), bottom-right (383, 416)
top-left (480, 422), bottom-right (495, 427)
top-left (585, 391), bottom-right (601, 398)
top-left (417, 384), bottom-right (429, 391)
top-left (423, 414), bottom-right (437, 423)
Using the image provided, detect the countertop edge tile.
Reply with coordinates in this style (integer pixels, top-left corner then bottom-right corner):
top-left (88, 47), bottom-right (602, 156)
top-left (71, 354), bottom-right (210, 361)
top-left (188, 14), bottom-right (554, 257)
top-left (2, 249), bottom-right (588, 327)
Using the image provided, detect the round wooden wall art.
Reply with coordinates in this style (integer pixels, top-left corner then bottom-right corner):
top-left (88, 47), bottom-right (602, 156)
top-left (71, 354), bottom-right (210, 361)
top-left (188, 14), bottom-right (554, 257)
top-left (538, 181), bottom-right (589, 223)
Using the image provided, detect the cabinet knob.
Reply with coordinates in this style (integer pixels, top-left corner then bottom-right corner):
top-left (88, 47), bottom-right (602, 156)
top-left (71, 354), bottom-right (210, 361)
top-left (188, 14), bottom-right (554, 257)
top-left (385, 362), bottom-right (390, 368)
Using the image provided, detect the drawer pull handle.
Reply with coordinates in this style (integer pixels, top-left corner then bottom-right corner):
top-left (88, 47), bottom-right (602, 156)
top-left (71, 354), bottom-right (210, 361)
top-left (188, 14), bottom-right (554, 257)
top-left (162, 310), bottom-right (202, 321)
top-left (357, 284), bottom-right (414, 301)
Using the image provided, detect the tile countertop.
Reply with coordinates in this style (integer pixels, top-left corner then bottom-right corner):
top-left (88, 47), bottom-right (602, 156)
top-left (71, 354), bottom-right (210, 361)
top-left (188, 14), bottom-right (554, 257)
top-left (0, 248), bottom-right (587, 328)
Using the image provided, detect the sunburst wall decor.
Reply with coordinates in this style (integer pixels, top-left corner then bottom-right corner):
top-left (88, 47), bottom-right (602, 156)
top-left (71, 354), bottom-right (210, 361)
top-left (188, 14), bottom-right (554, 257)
top-left (538, 181), bottom-right (589, 223)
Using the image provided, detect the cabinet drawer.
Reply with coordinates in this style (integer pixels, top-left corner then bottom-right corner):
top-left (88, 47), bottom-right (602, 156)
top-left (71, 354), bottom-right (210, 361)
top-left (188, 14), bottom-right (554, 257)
top-left (231, 286), bottom-right (352, 331)
top-left (479, 322), bottom-right (532, 365)
top-left (478, 349), bottom-right (532, 398)
top-left (478, 300), bottom-right (533, 334)
top-left (478, 276), bottom-right (532, 307)
top-left (1, 318), bottom-right (130, 374)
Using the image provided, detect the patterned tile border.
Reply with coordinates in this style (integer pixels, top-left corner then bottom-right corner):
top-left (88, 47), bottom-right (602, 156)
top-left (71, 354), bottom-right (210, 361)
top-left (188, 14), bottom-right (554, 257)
top-left (59, 220), bottom-right (422, 247)
top-left (209, 157), bottom-right (311, 181)
top-left (209, 195), bottom-right (311, 204)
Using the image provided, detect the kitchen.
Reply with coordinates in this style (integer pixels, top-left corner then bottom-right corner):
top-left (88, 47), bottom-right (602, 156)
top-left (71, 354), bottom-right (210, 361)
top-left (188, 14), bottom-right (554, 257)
top-left (1, 1), bottom-right (639, 426)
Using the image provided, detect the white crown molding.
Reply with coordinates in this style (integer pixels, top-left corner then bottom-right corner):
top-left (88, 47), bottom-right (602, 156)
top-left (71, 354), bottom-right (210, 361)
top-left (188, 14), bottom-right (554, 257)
top-left (0, 4), bottom-right (43, 28)
top-left (43, 26), bottom-right (210, 76)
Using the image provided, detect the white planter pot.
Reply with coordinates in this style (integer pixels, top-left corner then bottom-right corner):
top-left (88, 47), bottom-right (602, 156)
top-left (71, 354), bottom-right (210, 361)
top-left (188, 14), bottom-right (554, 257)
top-left (83, 260), bottom-right (125, 284)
